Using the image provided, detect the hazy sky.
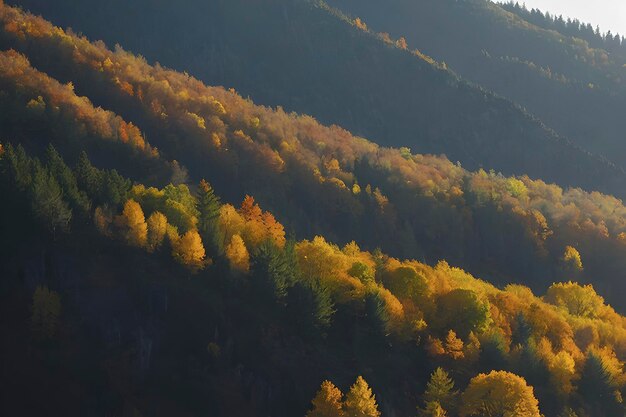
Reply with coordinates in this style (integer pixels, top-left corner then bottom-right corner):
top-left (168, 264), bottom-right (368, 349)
top-left (512, 0), bottom-right (626, 36)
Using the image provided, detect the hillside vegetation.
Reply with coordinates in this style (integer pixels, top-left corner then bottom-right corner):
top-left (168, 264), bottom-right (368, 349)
top-left (2, 2), bottom-right (626, 417)
top-left (7, 0), bottom-right (626, 198)
top-left (326, 0), bottom-right (626, 169)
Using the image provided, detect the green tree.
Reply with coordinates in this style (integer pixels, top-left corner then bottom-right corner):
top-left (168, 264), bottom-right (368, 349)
top-left (75, 151), bottom-right (102, 201)
top-left (45, 144), bottom-right (90, 214)
top-left (197, 179), bottom-right (222, 255)
top-left (344, 376), bottom-right (381, 417)
top-left (578, 351), bottom-right (623, 416)
top-left (421, 368), bottom-right (458, 415)
top-left (436, 289), bottom-right (489, 338)
top-left (30, 162), bottom-right (72, 233)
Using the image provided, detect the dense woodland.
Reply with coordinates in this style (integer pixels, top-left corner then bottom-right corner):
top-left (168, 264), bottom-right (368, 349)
top-left (325, 0), bottom-right (626, 172)
top-left (499, 2), bottom-right (626, 57)
top-left (2, 1), bottom-right (626, 417)
top-left (8, 0), bottom-right (626, 200)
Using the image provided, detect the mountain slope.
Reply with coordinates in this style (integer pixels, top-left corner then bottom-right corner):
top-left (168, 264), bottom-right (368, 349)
top-left (325, 0), bottom-right (626, 168)
top-left (4, 2), bottom-right (626, 313)
top-left (8, 0), bottom-right (626, 199)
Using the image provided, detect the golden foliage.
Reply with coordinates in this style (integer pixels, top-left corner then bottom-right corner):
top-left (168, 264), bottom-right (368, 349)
top-left (172, 229), bottom-right (206, 271)
top-left (307, 380), bottom-right (344, 417)
top-left (460, 371), bottom-right (541, 417)
top-left (147, 211), bottom-right (168, 252)
top-left (225, 234), bottom-right (250, 273)
top-left (120, 199), bottom-right (148, 248)
top-left (344, 376), bottom-right (380, 417)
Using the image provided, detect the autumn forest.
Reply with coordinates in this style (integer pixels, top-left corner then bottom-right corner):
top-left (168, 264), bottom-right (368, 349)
top-left (1, 1), bottom-right (626, 416)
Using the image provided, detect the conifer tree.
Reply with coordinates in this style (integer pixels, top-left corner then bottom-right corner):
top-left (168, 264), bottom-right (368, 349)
top-left (45, 144), bottom-right (90, 214)
top-left (578, 352), bottom-right (622, 416)
top-left (30, 162), bottom-right (72, 233)
top-left (344, 376), bottom-right (381, 417)
top-left (306, 380), bottom-right (344, 417)
top-left (422, 368), bottom-right (458, 415)
top-left (197, 179), bottom-right (222, 254)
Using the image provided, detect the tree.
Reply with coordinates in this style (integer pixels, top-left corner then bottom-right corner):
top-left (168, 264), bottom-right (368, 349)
top-left (147, 211), bottom-right (168, 252)
top-left (172, 229), bottom-right (206, 271)
top-left (120, 199), bottom-right (148, 248)
top-left (578, 351), bottom-right (622, 416)
top-left (262, 211), bottom-right (286, 248)
top-left (75, 151), bottom-right (101, 200)
top-left (545, 281), bottom-right (604, 318)
top-left (460, 371), bottom-right (541, 417)
top-left (197, 179), bottom-right (222, 254)
top-left (306, 380), bottom-right (344, 417)
top-left (436, 289), bottom-right (490, 338)
top-left (286, 280), bottom-right (335, 337)
top-left (217, 204), bottom-right (245, 249)
top-left (561, 246), bottom-right (583, 271)
top-left (422, 368), bottom-right (458, 416)
top-left (225, 234), bottom-right (250, 273)
top-left (250, 242), bottom-right (296, 300)
top-left (444, 330), bottom-right (464, 360)
top-left (422, 402), bottom-right (447, 417)
top-left (45, 144), bottom-right (90, 214)
top-left (31, 285), bottom-right (61, 341)
top-left (30, 162), bottom-right (72, 233)
top-left (344, 376), bottom-right (381, 417)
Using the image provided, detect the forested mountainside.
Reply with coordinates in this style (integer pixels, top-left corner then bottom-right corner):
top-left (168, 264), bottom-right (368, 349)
top-left (324, 0), bottom-right (626, 169)
top-left (499, 1), bottom-right (626, 58)
top-left (2, 2), bottom-right (626, 417)
top-left (8, 0), bottom-right (626, 200)
top-left (4, 2), bottom-right (626, 313)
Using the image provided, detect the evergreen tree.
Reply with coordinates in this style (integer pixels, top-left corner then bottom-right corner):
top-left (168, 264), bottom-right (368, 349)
top-left (75, 151), bottom-right (102, 201)
top-left (344, 376), bottom-right (380, 417)
top-left (196, 179), bottom-right (222, 255)
top-left (578, 352), bottom-right (622, 416)
top-left (250, 242), bottom-right (297, 301)
top-left (364, 290), bottom-right (389, 337)
top-left (45, 144), bottom-right (90, 214)
top-left (306, 380), bottom-right (344, 417)
top-left (421, 368), bottom-right (458, 415)
top-left (30, 161), bottom-right (72, 233)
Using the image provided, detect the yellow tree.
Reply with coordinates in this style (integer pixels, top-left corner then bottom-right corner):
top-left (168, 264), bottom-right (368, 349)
top-left (121, 199), bottom-right (148, 248)
top-left (306, 380), bottom-right (344, 417)
top-left (460, 371), bottom-right (541, 417)
top-left (344, 376), bottom-right (381, 417)
top-left (217, 204), bottom-right (245, 249)
top-left (172, 229), bottom-right (206, 271)
top-left (147, 211), bottom-right (168, 252)
top-left (545, 281), bottom-right (604, 318)
top-left (225, 234), bottom-right (250, 273)
top-left (562, 246), bottom-right (583, 271)
top-left (445, 330), bottom-right (465, 360)
top-left (31, 285), bottom-right (61, 340)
